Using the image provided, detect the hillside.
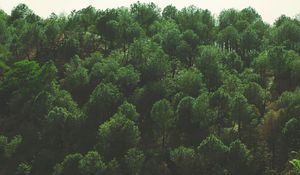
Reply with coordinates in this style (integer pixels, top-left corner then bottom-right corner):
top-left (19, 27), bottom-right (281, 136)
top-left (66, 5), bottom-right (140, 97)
top-left (0, 2), bottom-right (300, 175)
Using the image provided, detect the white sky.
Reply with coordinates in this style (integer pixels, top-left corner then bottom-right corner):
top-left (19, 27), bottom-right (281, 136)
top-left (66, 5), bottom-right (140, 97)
top-left (0, 0), bottom-right (299, 24)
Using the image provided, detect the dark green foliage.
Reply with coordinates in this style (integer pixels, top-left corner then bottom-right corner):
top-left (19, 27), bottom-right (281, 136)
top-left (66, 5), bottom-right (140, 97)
top-left (170, 146), bottom-right (196, 175)
top-left (150, 99), bottom-right (175, 148)
top-left (96, 115), bottom-right (140, 160)
top-left (53, 153), bottom-right (83, 175)
top-left (197, 135), bottom-right (229, 174)
top-left (0, 3), bottom-right (299, 175)
top-left (86, 82), bottom-right (123, 124)
top-left (227, 140), bottom-right (253, 175)
top-left (175, 68), bottom-right (205, 97)
top-left (123, 148), bottom-right (145, 175)
top-left (195, 46), bottom-right (223, 91)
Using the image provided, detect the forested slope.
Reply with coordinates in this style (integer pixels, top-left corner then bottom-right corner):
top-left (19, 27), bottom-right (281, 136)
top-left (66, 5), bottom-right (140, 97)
top-left (0, 2), bottom-right (300, 175)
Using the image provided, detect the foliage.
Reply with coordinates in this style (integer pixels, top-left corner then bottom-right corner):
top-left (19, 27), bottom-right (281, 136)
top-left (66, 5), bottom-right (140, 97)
top-left (0, 3), bottom-right (299, 175)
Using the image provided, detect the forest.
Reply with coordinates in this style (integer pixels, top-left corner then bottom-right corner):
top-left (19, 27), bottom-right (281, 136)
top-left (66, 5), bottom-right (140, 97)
top-left (0, 2), bottom-right (300, 175)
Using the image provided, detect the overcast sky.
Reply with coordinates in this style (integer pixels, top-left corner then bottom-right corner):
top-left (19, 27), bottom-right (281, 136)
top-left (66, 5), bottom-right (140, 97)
top-left (0, 0), bottom-right (299, 24)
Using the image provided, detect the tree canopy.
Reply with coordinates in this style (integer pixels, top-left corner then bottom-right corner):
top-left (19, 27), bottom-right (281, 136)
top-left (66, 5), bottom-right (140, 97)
top-left (0, 2), bottom-right (299, 175)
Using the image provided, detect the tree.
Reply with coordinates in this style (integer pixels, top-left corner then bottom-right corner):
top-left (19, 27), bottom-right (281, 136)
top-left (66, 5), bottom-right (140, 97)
top-left (64, 56), bottom-right (89, 104)
top-left (150, 99), bottom-right (175, 149)
top-left (219, 9), bottom-right (239, 30)
top-left (197, 135), bottom-right (229, 174)
top-left (209, 87), bottom-right (230, 135)
top-left (240, 27), bottom-right (259, 55)
top-left (170, 146), bottom-right (196, 175)
top-left (162, 5), bottom-right (177, 20)
top-left (243, 82), bottom-right (266, 114)
top-left (192, 92), bottom-right (216, 132)
top-left (267, 47), bottom-right (296, 93)
top-left (96, 9), bottom-right (119, 53)
top-left (9, 4), bottom-right (33, 22)
top-left (20, 22), bottom-right (43, 59)
top-left (282, 118), bottom-right (300, 151)
top-left (117, 101), bottom-right (140, 122)
top-left (115, 65), bottom-right (140, 96)
top-left (89, 58), bottom-right (120, 86)
top-left (227, 140), bottom-right (253, 175)
top-left (161, 27), bottom-right (181, 57)
top-left (127, 39), bottom-right (170, 82)
top-left (274, 20), bottom-right (300, 53)
top-left (239, 7), bottom-right (261, 24)
top-left (79, 151), bottom-right (106, 175)
top-left (176, 6), bottom-right (214, 44)
top-left (117, 8), bottom-right (142, 55)
top-left (123, 148), bottom-right (145, 175)
top-left (86, 82), bottom-right (123, 125)
top-left (130, 2), bottom-right (160, 34)
top-left (218, 26), bottom-right (239, 51)
top-left (175, 68), bottom-right (206, 97)
top-left (176, 96), bottom-right (195, 144)
top-left (223, 51), bottom-right (243, 72)
top-left (45, 106), bottom-right (81, 151)
top-left (96, 115), bottom-right (141, 160)
top-left (195, 46), bottom-right (223, 91)
top-left (230, 93), bottom-right (252, 137)
top-left (53, 153), bottom-right (83, 175)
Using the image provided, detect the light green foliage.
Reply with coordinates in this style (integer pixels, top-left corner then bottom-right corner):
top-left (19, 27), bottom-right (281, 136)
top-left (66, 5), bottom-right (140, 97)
top-left (0, 134), bottom-right (22, 158)
top-left (4, 135), bottom-right (22, 158)
top-left (290, 159), bottom-right (300, 174)
top-left (16, 162), bottom-right (31, 175)
top-left (53, 153), bottom-right (83, 175)
top-left (79, 151), bottom-right (106, 175)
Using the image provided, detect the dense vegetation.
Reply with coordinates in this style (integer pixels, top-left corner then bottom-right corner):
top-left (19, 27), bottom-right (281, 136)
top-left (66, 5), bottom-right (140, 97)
top-left (0, 2), bottom-right (300, 175)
